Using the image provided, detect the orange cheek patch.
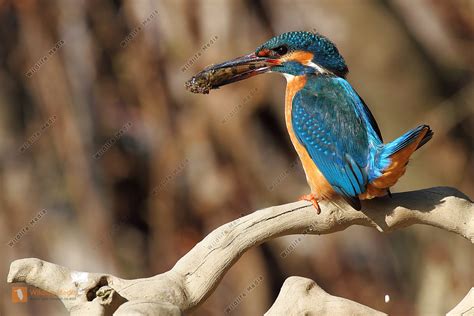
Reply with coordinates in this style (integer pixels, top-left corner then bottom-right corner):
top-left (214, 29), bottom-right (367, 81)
top-left (281, 51), bottom-right (314, 64)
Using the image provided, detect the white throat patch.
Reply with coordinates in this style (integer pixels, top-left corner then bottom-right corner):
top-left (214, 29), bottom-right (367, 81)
top-left (283, 73), bottom-right (296, 82)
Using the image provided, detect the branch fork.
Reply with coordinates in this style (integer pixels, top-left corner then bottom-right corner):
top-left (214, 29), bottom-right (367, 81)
top-left (7, 187), bottom-right (474, 315)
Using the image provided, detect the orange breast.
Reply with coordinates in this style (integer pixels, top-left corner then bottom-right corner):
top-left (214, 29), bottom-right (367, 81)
top-left (285, 76), bottom-right (335, 199)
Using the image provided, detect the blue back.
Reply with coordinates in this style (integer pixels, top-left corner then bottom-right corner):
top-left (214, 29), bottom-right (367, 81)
top-left (292, 75), bottom-right (383, 203)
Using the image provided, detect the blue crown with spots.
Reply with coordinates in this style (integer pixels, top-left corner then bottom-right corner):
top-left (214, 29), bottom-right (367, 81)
top-left (256, 31), bottom-right (348, 77)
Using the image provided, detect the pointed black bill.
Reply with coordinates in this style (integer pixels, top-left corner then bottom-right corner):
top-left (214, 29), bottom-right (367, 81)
top-left (185, 53), bottom-right (277, 94)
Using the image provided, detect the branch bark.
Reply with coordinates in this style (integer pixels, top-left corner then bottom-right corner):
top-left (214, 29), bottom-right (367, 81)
top-left (265, 276), bottom-right (386, 315)
top-left (7, 186), bottom-right (474, 315)
top-left (447, 288), bottom-right (474, 316)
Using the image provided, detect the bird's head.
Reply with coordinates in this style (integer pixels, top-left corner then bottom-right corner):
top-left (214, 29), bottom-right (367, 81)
top-left (186, 31), bottom-right (348, 93)
top-left (255, 31), bottom-right (348, 78)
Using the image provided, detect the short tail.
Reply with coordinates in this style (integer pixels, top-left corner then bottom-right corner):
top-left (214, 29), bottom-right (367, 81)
top-left (362, 125), bottom-right (433, 199)
top-left (381, 124), bottom-right (433, 159)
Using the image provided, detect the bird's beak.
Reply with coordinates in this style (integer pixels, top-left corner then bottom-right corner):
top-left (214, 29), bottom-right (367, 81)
top-left (185, 53), bottom-right (279, 94)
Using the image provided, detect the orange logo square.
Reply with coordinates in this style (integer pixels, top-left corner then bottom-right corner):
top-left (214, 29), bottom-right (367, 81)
top-left (12, 287), bottom-right (28, 303)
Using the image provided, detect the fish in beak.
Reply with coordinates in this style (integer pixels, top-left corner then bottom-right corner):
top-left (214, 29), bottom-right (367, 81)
top-left (185, 53), bottom-right (278, 94)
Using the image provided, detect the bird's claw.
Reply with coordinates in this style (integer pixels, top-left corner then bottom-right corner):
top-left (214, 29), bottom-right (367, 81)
top-left (299, 194), bottom-right (321, 214)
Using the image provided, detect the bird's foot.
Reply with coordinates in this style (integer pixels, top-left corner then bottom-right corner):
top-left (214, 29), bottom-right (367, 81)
top-left (299, 194), bottom-right (321, 214)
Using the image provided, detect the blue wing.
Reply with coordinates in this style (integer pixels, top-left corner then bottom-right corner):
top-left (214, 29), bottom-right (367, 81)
top-left (292, 75), bottom-right (377, 209)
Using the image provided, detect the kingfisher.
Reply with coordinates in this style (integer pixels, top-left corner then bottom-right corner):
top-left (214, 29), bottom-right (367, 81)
top-left (186, 31), bottom-right (433, 212)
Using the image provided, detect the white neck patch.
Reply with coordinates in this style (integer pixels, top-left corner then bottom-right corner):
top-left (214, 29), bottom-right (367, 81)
top-left (305, 61), bottom-right (328, 74)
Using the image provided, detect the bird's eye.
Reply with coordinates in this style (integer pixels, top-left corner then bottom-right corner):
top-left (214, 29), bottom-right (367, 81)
top-left (272, 45), bottom-right (288, 56)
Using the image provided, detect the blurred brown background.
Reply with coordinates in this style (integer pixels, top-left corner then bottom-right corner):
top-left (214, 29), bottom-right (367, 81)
top-left (1, 0), bottom-right (473, 315)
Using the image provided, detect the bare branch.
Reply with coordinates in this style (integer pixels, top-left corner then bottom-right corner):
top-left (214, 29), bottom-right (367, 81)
top-left (7, 187), bottom-right (473, 315)
top-left (265, 276), bottom-right (386, 315)
top-left (447, 288), bottom-right (474, 316)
